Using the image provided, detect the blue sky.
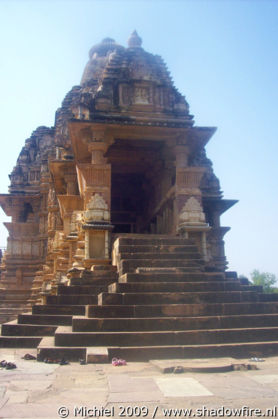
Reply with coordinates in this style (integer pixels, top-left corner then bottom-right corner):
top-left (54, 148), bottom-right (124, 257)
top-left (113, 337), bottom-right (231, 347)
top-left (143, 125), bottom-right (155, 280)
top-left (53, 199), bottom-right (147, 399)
top-left (0, 0), bottom-right (277, 279)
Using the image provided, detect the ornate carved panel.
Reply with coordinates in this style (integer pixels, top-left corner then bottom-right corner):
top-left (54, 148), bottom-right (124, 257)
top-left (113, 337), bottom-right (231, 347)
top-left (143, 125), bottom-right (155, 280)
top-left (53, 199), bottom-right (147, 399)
top-left (133, 86), bottom-right (151, 105)
top-left (179, 197), bottom-right (205, 224)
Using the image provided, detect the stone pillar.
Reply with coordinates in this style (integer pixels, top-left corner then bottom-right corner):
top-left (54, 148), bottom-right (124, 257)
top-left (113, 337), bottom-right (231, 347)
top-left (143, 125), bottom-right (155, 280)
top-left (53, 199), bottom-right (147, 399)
top-left (88, 141), bottom-right (107, 165)
top-left (64, 173), bottom-right (78, 195)
top-left (75, 128), bottom-right (113, 268)
top-left (82, 193), bottom-right (113, 268)
top-left (77, 132), bottom-right (111, 209)
top-left (57, 195), bottom-right (83, 237)
top-left (207, 226), bottom-right (230, 271)
top-left (174, 142), bottom-right (210, 260)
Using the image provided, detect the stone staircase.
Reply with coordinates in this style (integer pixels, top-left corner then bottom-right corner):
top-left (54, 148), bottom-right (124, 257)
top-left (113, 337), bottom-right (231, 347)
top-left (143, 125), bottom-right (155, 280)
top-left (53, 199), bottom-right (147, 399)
top-left (0, 258), bottom-right (44, 324)
top-left (2, 234), bottom-right (278, 362)
top-left (0, 289), bottom-right (32, 324)
top-left (0, 266), bottom-right (117, 349)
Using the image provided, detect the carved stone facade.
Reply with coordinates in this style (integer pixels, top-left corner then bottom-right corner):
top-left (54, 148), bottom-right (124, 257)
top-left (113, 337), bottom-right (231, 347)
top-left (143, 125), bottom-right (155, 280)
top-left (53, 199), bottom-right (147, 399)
top-left (0, 32), bottom-right (237, 303)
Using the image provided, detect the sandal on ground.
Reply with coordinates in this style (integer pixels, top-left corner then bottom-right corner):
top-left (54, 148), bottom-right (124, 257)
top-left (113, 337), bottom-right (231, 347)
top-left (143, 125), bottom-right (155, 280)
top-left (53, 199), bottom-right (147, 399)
top-left (44, 358), bottom-right (58, 364)
top-left (112, 357), bottom-right (127, 366)
top-left (5, 362), bottom-right (17, 370)
top-left (22, 353), bottom-right (36, 360)
top-left (59, 358), bottom-right (69, 365)
top-left (173, 366), bottom-right (184, 374)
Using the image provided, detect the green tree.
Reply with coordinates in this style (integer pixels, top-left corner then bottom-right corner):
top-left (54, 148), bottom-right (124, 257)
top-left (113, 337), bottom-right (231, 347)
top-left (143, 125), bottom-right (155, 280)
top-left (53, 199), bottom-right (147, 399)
top-left (250, 269), bottom-right (278, 293)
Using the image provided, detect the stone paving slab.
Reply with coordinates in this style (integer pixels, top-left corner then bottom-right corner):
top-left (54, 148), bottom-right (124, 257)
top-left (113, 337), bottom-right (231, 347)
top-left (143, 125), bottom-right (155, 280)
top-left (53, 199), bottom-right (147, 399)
top-left (197, 372), bottom-right (278, 399)
top-left (108, 374), bottom-right (162, 402)
top-left (250, 374), bottom-right (278, 384)
top-left (7, 380), bottom-right (53, 391)
top-left (0, 386), bottom-right (6, 398)
top-left (0, 403), bottom-right (72, 418)
top-left (4, 390), bottom-right (29, 404)
top-left (74, 374), bottom-right (107, 388)
top-left (154, 376), bottom-right (213, 397)
top-left (108, 374), bottom-right (161, 393)
top-left (108, 391), bottom-right (162, 403)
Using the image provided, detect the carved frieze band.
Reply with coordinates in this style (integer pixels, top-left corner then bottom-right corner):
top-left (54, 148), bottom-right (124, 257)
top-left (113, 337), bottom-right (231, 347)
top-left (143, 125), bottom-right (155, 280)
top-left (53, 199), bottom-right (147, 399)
top-left (176, 167), bottom-right (205, 189)
top-left (76, 164), bottom-right (111, 197)
top-left (7, 238), bottom-right (42, 257)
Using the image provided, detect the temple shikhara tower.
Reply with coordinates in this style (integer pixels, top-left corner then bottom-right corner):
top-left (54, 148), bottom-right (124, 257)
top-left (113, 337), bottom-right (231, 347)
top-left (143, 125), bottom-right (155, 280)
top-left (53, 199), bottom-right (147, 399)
top-left (0, 33), bottom-right (278, 361)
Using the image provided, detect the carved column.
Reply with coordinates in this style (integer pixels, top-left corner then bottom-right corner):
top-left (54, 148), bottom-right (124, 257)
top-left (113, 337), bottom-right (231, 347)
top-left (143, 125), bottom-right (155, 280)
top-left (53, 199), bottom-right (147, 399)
top-left (77, 130), bottom-right (111, 207)
top-left (57, 195), bottom-right (83, 237)
top-left (64, 173), bottom-right (78, 195)
top-left (174, 142), bottom-right (210, 260)
top-left (75, 128), bottom-right (113, 268)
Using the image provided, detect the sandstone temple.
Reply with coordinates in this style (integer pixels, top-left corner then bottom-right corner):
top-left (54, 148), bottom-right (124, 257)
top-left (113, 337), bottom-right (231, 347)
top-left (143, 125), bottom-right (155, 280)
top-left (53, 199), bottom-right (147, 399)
top-left (0, 32), bottom-right (278, 362)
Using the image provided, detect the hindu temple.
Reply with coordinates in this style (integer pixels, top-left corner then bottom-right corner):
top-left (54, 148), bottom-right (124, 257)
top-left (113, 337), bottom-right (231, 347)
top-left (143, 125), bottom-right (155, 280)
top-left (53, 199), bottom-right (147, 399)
top-left (1, 32), bottom-right (278, 362)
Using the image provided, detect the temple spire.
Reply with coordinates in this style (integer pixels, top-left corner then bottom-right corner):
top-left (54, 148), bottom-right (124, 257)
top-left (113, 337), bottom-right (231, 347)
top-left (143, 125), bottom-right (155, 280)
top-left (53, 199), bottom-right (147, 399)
top-left (127, 30), bottom-right (142, 48)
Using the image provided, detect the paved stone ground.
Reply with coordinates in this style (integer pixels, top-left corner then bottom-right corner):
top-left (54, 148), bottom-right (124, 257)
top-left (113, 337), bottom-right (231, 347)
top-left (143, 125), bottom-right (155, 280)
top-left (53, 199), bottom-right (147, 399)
top-left (1, 349), bottom-right (278, 418)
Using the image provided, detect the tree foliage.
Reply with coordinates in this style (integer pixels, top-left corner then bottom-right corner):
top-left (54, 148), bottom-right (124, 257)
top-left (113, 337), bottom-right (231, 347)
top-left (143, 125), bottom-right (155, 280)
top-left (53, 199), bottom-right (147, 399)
top-left (250, 269), bottom-right (278, 293)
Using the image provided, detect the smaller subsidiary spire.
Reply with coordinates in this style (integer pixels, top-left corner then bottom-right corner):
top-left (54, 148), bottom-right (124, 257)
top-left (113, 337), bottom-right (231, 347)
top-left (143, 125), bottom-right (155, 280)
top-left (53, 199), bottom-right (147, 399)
top-left (128, 30), bottom-right (142, 48)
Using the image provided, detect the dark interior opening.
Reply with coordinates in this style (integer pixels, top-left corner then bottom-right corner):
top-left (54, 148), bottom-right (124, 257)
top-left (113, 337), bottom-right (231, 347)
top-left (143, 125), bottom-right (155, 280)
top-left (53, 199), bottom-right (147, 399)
top-left (107, 138), bottom-right (168, 235)
top-left (19, 203), bottom-right (33, 223)
top-left (111, 172), bottom-right (147, 233)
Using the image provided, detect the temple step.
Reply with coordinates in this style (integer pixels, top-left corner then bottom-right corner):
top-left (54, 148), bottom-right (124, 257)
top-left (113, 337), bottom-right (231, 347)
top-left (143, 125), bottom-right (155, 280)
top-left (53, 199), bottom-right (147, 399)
top-left (113, 235), bottom-right (195, 246)
top-left (0, 336), bottom-right (42, 348)
top-left (116, 245), bottom-right (198, 253)
top-left (111, 281), bottom-right (262, 294)
top-left (32, 304), bottom-right (86, 316)
top-left (260, 294), bottom-right (278, 302)
top-left (57, 285), bottom-right (108, 295)
top-left (0, 293), bottom-right (31, 300)
top-left (0, 314), bottom-right (19, 324)
top-left (53, 325), bottom-right (278, 347)
top-left (119, 259), bottom-right (204, 275)
top-left (107, 341), bottom-right (278, 361)
top-left (1, 320), bottom-right (57, 336)
top-left (46, 295), bottom-right (98, 305)
top-left (86, 302), bottom-right (278, 318)
top-left (119, 272), bottom-right (225, 282)
top-left (69, 276), bottom-right (116, 286)
top-left (37, 337), bottom-right (86, 362)
top-left (37, 337), bottom-right (109, 362)
top-left (72, 313), bottom-right (278, 332)
top-left (109, 281), bottom-right (243, 293)
top-left (118, 252), bottom-right (202, 260)
top-left (98, 291), bottom-right (258, 305)
top-left (18, 313), bottom-right (73, 326)
top-left (0, 301), bottom-right (30, 307)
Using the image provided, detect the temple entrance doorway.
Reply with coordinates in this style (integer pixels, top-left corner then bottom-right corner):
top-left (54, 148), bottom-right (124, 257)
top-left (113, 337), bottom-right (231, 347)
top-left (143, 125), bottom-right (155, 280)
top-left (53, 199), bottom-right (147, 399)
top-left (107, 138), bottom-right (175, 235)
top-left (111, 172), bottom-right (147, 233)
